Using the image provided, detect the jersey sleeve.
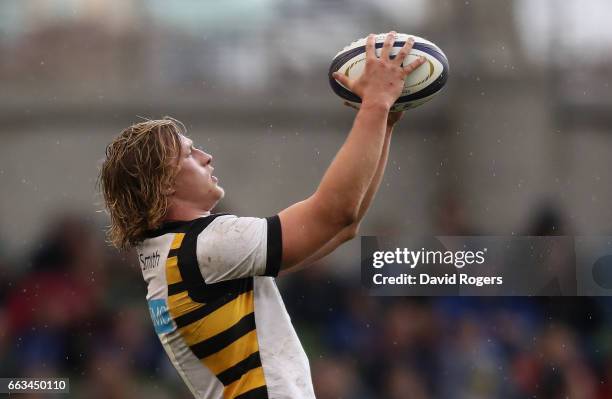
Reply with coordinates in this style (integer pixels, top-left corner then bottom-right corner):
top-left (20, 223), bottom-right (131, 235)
top-left (196, 215), bottom-right (282, 283)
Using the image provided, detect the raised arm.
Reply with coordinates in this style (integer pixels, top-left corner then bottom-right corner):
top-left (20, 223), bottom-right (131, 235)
top-left (281, 113), bottom-right (402, 273)
top-left (278, 32), bottom-right (424, 270)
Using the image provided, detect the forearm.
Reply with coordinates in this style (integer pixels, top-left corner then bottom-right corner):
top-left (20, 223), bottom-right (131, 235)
top-left (355, 124), bottom-right (393, 222)
top-left (287, 125), bottom-right (394, 271)
top-left (315, 101), bottom-right (389, 223)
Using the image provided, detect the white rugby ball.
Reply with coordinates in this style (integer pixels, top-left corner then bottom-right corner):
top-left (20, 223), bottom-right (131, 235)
top-left (329, 33), bottom-right (449, 111)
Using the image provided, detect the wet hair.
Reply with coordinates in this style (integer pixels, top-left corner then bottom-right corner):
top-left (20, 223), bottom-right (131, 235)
top-left (98, 117), bottom-right (185, 249)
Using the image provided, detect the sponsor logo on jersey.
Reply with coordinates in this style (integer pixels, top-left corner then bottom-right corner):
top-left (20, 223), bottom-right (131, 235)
top-left (148, 299), bottom-right (174, 334)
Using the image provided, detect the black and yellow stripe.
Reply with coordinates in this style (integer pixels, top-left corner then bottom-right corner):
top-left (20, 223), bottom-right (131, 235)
top-left (164, 217), bottom-right (269, 399)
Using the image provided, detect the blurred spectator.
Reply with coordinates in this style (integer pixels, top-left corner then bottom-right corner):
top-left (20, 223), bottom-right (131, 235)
top-left (526, 201), bottom-right (570, 236)
top-left (432, 190), bottom-right (476, 235)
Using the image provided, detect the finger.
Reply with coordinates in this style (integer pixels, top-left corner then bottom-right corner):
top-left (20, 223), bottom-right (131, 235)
top-left (394, 36), bottom-right (415, 66)
top-left (380, 31), bottom-right (396, 60)
top-left (332, 71), bottom-right (351, 88)
top-left (403, 55), bottom-right (426, 76)
top-left (365, 34), bottom-right (376, 60)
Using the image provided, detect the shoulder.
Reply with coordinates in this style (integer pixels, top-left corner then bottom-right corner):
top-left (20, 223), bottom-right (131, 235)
top-left (200, 215), bottom-right (265, 237)
top-left (196, 215), bottom-right (269, 255)
top-left (196, 214), bottom-right (281, 282)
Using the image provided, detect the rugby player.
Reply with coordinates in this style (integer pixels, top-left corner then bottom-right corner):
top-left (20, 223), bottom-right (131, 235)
top-left (99, 32), bottom-right (425, 399)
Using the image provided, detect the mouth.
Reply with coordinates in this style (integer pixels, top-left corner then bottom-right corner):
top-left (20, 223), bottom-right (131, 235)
top-left (212, 175), bottom-right (218, 183)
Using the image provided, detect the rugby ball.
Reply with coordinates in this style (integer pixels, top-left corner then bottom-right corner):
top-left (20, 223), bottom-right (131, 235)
top-left (329, 33), bottom-right (449, 111)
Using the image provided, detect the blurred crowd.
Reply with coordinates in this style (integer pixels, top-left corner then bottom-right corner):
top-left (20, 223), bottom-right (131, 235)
top-left (0, 205), bottom-right (611, 399)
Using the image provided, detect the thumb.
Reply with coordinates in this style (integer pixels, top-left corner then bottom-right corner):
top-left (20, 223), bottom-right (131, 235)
top-left (332, 71), bottom-right (351, 88)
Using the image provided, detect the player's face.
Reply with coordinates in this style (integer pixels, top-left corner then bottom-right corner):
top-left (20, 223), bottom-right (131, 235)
top-left (172, 134), bottom-right (224, 211)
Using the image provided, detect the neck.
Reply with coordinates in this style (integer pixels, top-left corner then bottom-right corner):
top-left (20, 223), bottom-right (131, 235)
top-left (165, 198), bottom-right (212, 222)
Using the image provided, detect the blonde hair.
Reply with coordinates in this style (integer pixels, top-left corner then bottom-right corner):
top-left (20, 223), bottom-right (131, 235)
top-left (99, 117), bottom-right (185, 249)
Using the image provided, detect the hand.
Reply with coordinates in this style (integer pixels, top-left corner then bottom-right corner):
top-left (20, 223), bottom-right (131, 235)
top-left (333, 31), bottom-right (426, 110)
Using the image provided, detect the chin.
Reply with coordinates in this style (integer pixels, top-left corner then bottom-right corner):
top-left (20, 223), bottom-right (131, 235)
top-left (216, 185), bottom-right (225, 199)
top-left (211, 186), bottom-right (225, 206)
top-left (202, 186), bottom-right (225, 211)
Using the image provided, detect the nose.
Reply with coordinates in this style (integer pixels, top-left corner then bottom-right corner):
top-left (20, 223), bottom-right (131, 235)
top-left (195, 148), bottom-right (212, 165)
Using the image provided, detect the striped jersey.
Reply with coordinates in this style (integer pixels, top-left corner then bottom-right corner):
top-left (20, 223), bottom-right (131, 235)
top-left (136, 213), bottom-right (315, 399)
